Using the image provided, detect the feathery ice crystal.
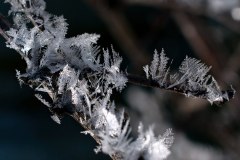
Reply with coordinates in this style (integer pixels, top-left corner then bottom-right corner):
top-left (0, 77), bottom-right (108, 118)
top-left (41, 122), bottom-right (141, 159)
top-left (3, 0), bottom-right (173, 159)
top-left (1, 0), bottom-right (235, 159)
top-left (143, 49), bottom-right (234, 104)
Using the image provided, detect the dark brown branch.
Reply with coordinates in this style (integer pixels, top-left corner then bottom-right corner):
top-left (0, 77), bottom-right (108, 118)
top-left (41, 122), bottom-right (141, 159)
top-left (126, 73), bottom-right (235, 105)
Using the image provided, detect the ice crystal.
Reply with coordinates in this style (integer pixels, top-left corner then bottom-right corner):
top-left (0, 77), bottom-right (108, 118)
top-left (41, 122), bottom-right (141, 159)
top-left (3, 0), bottom-right (173, 159)
top-left (144, 51), bottom-right (234, 104)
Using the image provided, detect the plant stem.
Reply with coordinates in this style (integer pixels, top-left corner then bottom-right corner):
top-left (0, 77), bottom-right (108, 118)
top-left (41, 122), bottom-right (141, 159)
top-left (126, 73), bottom-right (235, 104)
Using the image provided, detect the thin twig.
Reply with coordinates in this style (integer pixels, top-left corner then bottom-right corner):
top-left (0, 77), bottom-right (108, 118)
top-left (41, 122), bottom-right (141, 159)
top-left (126, 73), bottom-right (235, 104)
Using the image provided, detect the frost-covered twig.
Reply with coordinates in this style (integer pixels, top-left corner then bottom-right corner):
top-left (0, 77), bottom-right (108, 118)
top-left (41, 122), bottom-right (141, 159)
top-left (0, 0), bottom-right (235, 160)
top-left (127, 73), bottom-right (235, 105)
top-left (1, 0), bottom-right (174, 159)
top-left (141, 49), bottom-right (235, 104)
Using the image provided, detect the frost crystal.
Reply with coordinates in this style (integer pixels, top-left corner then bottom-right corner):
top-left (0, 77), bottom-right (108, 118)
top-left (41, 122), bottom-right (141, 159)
top-left (51, 114), bottom-right (61, 124)
top-left (144, 49), bottom-right (170, 86)
top-left (144, 51), bottom-right (234, 104)
top-left (4, 0), bottom-right (173, 159)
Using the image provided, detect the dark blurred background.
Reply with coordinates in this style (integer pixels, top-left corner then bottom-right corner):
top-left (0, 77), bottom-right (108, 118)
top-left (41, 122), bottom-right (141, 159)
top-left (1, 0), bottom-right (240, 159)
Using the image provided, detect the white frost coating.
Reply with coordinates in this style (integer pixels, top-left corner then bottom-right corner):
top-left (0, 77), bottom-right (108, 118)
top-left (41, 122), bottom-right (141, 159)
top-left (144, 52), bottom-right (231, 104)
top-left (93, 92), bottom-right (173, 160)
top-left (51, 114), bottom-right (61, 124)
top-left (103, 48), bottom-right (128, 91)
top-left (126, 123), bottom-right (173, 160)
top-left (101, 107), bottom-right (120, 134)
top-left (2, 0), bottom-right (236, 159)
top-left (139, 125), bottom-right (173, 160)
top-left (71, 80), bottom-right (89, 106)
top-left (143, 65), bottom-right (149, 79)
top-left (146, 140), bottom-right (171, 160)
top-left (6, 26), bottom-right (38, 54)
top-left (4, 0), bottom-right (173, 159)
top-left (144, 49), bottom-right (169, 86)
top-left (57, 65), bottom-right (79, 94)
